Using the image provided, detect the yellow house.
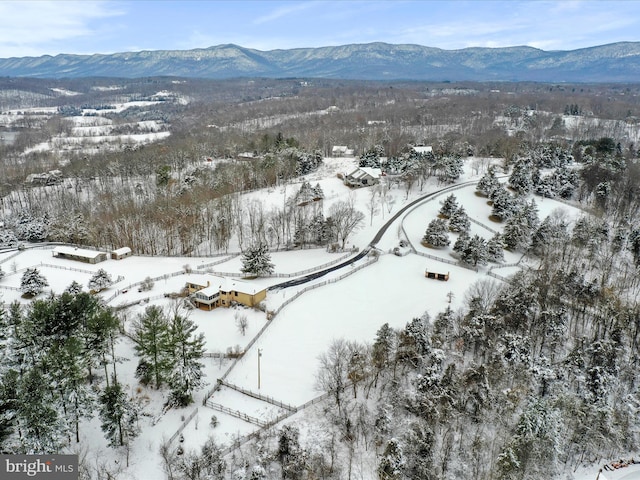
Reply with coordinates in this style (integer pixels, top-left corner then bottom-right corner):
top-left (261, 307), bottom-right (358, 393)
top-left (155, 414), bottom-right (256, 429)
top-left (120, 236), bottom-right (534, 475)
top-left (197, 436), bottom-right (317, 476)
top-left (185, 275), bottom-right (267, 311)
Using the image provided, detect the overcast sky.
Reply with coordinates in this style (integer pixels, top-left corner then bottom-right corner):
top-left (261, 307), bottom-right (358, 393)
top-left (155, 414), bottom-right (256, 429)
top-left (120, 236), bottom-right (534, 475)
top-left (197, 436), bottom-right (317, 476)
top-left (1, 0), bottom-right (638, 58)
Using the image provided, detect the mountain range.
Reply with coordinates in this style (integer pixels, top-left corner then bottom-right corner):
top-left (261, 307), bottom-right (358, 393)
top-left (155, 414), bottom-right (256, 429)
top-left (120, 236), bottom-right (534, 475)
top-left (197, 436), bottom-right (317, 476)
top-left (1, 42), bottom-right (640, 82)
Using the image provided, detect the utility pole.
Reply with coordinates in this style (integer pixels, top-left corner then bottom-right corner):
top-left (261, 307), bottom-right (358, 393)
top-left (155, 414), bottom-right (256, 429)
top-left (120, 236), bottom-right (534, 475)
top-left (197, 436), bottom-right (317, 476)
top-left (258, 348), bottom-right (262, 390)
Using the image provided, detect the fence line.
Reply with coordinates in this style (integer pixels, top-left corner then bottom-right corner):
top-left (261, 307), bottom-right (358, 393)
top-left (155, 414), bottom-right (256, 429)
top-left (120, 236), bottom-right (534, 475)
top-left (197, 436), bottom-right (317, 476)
top-left (196, 254), bottom-right (240, 270)
top-left (219, 380), bottom-right (297, 412)
top-left (487, 271), bottom-right (509, 282)
top-left (39, 262), bottom-right (96, 274)
top-left (468, 216), bottom-right (498, 234)
top-left (204, 250), bottom-right (356, 280)
top-left (167, 407), bottom-right (198, 445)
top-left (0, 250), bottom-right (22, 265)
top-left (0, 285), bottom-right (21, 292)
top-left (112, 294), bottom-right (166, 310)
top-left (205, 401), bottom-right (267, 428)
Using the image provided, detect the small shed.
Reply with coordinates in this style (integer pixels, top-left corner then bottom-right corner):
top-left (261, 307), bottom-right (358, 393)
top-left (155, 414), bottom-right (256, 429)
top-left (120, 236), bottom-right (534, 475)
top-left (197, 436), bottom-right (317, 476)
top-left (425, 269), bottom-right (449, 281)
top-left (53, 246), bottom-right (107, 264)
top-left (111, 247), bottom-right (132, 260)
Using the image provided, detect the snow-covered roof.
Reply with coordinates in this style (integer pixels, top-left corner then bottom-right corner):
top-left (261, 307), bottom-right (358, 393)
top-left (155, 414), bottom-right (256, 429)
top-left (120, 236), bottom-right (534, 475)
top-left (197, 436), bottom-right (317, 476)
top-left (332, 145), bottom-right (354, 156)
top-left (412, 145), bottom-right (433, 154)
top-left (53, 246), bottom-right (106, 259)
top-left (197, 285), bottom-right (219, 298)
top-left (346, 167), bottom-right (382, 180)
top-left (185, 275), bottom-right (263, 295)
top-left (112, 247), bottom-right (132, 256)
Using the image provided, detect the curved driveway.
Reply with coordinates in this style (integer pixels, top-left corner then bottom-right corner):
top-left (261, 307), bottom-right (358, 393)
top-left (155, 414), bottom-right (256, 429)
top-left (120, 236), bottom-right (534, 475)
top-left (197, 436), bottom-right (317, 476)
top-left (269, 179), bottom-right (479, 290)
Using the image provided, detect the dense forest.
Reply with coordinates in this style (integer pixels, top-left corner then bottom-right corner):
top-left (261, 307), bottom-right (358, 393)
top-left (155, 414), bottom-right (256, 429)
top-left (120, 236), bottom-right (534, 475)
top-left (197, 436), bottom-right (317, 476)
top-left (1, 77), bottom-right (640, 479)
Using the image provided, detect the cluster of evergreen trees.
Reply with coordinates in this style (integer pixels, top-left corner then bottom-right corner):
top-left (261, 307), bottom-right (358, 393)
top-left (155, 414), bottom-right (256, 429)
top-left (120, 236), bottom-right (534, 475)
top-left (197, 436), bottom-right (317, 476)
top-left (0, 290), bottom-right (206, 457)
top-left (421, 193), bottom-right (505, 266)
top-left (0, 290), bottom-right (131, 452)
top-left (132, 305), bottom-right (206, 407)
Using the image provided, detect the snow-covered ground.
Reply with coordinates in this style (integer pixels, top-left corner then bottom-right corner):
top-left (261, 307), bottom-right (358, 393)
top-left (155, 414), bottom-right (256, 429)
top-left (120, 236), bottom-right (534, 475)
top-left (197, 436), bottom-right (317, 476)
top-left (0, 156), bottom-right (608, 479)
top-left (0, 94), bottom-right (179, 155)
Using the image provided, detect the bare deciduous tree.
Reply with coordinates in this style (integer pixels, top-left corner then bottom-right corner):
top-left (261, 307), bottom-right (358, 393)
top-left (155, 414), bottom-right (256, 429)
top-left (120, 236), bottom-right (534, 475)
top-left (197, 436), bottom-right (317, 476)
top-left (235, 312), bottom-right (249, 336)
top-left (327, 195), bottom-right (365, 250)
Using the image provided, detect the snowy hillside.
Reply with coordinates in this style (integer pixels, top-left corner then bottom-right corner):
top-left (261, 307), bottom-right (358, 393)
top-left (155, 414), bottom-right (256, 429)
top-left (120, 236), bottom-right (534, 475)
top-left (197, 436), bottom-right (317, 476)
top-left (2, 152), bottom-right (618, 480)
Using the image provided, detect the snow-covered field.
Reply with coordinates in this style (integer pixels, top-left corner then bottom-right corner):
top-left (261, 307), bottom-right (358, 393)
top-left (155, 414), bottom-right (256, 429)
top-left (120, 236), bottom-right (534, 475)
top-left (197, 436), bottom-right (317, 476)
top-left (0, 157), bottom-right (607, 479)
top-left (0, 94), bottom-right (179, 155)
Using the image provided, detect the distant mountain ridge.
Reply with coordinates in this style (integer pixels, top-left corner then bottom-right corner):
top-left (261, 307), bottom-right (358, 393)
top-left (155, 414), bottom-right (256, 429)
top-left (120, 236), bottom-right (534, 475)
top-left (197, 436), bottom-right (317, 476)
top-left (1, 42), bottom-right (640, 82)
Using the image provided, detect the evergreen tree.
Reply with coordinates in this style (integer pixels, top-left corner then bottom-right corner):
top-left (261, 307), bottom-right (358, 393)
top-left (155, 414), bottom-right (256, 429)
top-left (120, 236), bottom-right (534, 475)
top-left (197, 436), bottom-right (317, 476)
top-left (448, 206), bottom-right (470, 233)
top-left (294, 181), bottom-right (315, 206)
top-left (64, 280), bottom-right (83, 295)
top-left (572, 216), bottom-right (592, 248)
top-left (453, 232), bottom-right (470, 259)
top-left (241, 243), bottom-right (275, 277)
top-left (88, 268), bottom-right (113, 292)
top-left (99, 378), bottom-right (139, 448)
top-left (491, 188), bottom-right (517, 221)
top-left (508, 158), bottom-right (533, 195)
top-left (312, 183), bottom-right (324, 201)
top-left (439, 194), bottom-right (459, 218)
top-left (403, 421), bottom-right (434, 479)
top-left (476, 165), bottom-right (500, 197)
top-left (462, 235), bottom-right (489, 266)
top-left (166, 313), bottom-right (206, 406)
top-left (378, 438), bottom-right (405, 480)
top-left (422, 219), bottom-right (450, 248)
top-left (397, 317), bottom-right (430, 367)
top-left (20, 268), bottom-right (48, 298)
top-left (487, 233), bottom-right (506, 263)
top-left (503, 211), bottom-right (531, 251)
top-left (0, 368), bottom-right (18, 446)
top-left (359, 145), bottom-right (384, 168)
top-left (552, 165), bottom-right (578, 199)
top-left (372, 323), bottom-right (395, 377)
top-left (47, 337), bottom-right (95, 443)
top-left (16, 367), bottom-right (65, 453)
top-left (199, 436), bottom-right (227, 479)
top-left (81, 307), bottom-right (120, 385)
top-left (132, 305), bottom-right (170, 389)
top-left (278, 424), bottom-right (307, 480)
top-left (441, 154), bottom-right (464, 183)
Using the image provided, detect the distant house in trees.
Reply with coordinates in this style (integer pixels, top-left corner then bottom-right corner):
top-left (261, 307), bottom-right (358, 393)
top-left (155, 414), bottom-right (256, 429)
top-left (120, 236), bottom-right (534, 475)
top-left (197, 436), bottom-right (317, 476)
top-left (411, 145), bottom-right (433, 155)
top-left (344, 167), bottom-right (382, 187)
top-left (25, 169), bottom-right (63, 186)
top-left (53, 246), bottom-right (107, 264)
top-left (237, 152), bottom-right (261, 161)
top-left (332, 145), bottom-right (354, 157)
top-left (111, 247), bottom-right (132, 260)
top-left (185, 275), bottom-right (267, 311)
